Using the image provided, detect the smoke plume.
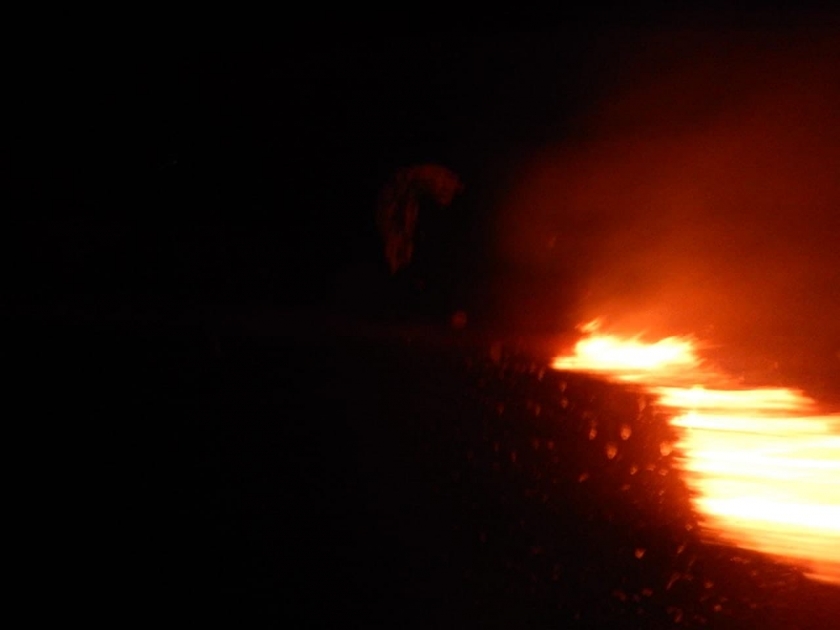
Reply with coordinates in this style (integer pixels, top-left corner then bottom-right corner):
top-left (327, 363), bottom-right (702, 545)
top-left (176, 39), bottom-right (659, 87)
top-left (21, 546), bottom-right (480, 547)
top-left (498, 24), bottom-right (840, 375)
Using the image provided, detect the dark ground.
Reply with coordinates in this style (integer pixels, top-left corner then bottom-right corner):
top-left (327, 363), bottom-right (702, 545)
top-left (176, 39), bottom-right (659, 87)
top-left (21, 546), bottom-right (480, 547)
top-left (12, 308), bottom-right (839, 627)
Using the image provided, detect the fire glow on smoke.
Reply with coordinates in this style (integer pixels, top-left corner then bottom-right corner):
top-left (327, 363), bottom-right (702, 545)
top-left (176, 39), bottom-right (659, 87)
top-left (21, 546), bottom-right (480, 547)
top-left (552, 321), bottom-right (840, 585)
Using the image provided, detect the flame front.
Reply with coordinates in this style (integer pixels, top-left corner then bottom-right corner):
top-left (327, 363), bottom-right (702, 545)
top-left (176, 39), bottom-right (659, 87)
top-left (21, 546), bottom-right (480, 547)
top-left (553, 334), bottom-right (700, 379)
top-left (551, 324), bottom-right (840, 584)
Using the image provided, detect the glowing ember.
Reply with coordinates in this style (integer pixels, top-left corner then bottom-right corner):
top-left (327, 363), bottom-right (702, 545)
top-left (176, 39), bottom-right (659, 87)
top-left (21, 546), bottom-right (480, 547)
top-left (552, 322), bottom-right (840, 585)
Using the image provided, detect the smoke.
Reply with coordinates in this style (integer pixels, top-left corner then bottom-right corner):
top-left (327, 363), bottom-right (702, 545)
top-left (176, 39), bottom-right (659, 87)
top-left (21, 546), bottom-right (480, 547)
top-left (498, 24), bottom-right (840, 369)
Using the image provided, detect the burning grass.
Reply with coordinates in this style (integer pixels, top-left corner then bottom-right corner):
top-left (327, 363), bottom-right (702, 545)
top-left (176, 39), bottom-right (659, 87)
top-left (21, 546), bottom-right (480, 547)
top-left (378, 332), bottom-right (840, 627)
top-left (549, 323), bottom-right (840, 586)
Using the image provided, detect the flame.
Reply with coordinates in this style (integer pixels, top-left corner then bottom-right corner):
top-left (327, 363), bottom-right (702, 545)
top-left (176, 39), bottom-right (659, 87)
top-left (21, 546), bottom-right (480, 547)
top-left (551, 322), bottom-right (840, 584)
top-left (552, 333), bottom-right (700, 381)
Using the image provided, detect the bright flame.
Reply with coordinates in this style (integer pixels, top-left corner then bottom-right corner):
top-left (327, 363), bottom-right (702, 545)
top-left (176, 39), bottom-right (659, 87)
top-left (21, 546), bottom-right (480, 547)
top-left (552, 334), bottom-right (699, 380)
top-left (551, 323), bottom-right (840, 585)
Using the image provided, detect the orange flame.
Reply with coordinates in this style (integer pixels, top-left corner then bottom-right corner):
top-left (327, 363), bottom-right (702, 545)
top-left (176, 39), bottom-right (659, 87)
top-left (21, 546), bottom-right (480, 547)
top-left (551, 322), bottom-right (840, 584)
top-left (552, 335), bottom-right (700, 382)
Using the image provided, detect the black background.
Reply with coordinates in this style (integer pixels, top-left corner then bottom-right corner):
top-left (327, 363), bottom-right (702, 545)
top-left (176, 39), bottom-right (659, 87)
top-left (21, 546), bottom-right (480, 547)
top-left (5, 16), bottom-right (706, 314)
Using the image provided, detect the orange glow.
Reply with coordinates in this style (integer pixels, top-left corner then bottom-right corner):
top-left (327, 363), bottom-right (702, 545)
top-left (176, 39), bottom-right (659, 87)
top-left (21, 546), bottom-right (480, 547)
top-left (551, 324), bottom-right (840, 584)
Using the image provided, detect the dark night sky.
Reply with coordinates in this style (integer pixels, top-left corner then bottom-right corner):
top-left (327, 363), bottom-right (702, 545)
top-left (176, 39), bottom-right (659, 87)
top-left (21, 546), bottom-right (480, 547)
top-left (8, 27), bottom-right (599, 309)
top-left (7, 11), bottom-right (840, 363)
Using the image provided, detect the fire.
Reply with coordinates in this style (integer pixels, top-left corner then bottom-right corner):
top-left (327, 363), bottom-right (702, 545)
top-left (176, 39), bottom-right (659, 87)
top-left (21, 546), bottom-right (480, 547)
top-left (551, 322), bottom-right (840, 585)
top-left (552, 334), bottom-right (699, 380)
